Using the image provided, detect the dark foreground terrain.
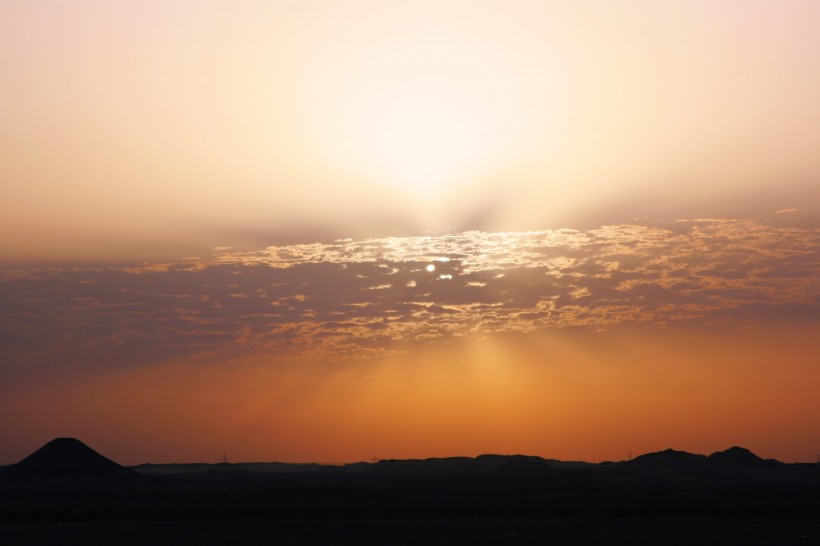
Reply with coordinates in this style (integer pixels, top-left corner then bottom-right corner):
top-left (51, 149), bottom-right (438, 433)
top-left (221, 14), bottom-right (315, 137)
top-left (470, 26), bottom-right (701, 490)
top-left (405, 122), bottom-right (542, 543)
top-left (1, 439), bottom-right (818, 545)
top-left (2, 518), bottom-right (819, 546)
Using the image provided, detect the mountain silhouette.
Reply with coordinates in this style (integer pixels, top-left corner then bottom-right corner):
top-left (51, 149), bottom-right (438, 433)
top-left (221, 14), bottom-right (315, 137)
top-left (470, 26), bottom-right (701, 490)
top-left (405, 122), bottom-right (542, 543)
top-left (366, 454), bottom-right (587, 474)
top-left (624, 448), bottom-right (707, 471)
top-left (1, 439), bottom-right (818, 525)
top-left (0, 437), bottom-right (141, 491)
top-left (470, 454), bottom-right (546, 472)
top-left (707, 446), bottom-right (780, 469)
top-left (620, 446), bottom-right (785, 477)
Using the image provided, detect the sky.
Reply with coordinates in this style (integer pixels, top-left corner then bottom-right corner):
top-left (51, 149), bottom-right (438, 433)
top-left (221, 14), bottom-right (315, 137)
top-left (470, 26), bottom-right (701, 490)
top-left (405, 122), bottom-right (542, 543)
top-left (0, 0), bottom-right (818, 465)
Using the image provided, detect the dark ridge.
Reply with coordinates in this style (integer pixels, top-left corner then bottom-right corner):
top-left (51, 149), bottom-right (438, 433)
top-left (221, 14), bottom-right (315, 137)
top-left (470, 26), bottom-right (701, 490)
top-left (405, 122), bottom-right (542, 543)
top-left (469, 454), bottom-right (546, 472)
top-left (367, 456), bottom-right (475, 473)
top-left (0, 437), bottom-right (142, 491)
top-left (2, 440), bottom-right (819, 522)
top-left (623, 448), bottom-right (707, 471)
top-left (14, 438), bottom-right (126, 474)
top-left (365, 454), bottom-right (586, 474)
top-left (708, 446), bottom-right (781, 468)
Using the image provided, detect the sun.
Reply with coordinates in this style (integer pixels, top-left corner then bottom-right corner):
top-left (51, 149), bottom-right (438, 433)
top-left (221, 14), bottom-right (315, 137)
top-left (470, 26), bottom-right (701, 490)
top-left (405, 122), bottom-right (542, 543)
top-left (284, 19), bottom-right (553, 205)
top-left (349, 76), bottom-right (503, 199)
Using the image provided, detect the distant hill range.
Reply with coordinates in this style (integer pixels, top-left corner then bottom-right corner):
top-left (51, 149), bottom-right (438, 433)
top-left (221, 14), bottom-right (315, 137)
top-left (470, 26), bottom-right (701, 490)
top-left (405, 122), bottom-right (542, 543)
top-left (1, 439), bottom-right (818, 520)
top-left (622, 445), bottom-right (782, 473)
top-left (365, 453), bottom-right (593, 474)
top-left (0, 438), bottom-right (811, 486)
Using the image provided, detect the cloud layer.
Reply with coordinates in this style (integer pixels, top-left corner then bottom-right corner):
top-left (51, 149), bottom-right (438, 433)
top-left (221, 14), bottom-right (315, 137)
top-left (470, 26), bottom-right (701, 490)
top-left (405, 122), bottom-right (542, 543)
top-left (1, 219), bottom-right (817, 377)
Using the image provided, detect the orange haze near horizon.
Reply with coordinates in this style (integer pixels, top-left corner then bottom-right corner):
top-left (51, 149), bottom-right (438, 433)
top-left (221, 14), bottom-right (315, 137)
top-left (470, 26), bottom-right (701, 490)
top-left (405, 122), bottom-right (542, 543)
top-left (2, 323), bottom-right (817, 466)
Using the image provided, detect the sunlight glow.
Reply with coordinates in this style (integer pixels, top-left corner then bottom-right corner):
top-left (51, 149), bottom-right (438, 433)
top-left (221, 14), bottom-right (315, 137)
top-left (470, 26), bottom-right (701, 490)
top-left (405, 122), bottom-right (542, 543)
top-left (351, 77), bottom-right (502, 197)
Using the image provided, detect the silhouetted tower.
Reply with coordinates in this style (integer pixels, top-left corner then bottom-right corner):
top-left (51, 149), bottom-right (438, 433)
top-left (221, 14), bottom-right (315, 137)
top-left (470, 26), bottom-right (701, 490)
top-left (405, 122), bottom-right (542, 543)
top-left (222, 453), bottom-right (227, 464)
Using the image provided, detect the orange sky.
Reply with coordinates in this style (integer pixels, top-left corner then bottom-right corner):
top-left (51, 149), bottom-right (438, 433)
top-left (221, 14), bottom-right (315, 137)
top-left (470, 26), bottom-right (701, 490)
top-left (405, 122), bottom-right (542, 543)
top-left (1, 323), bottom-right (817, 465)
top-left (1, 220), bottom-right (817, 464)
top-left (0, 1), bottom-right (818, 465)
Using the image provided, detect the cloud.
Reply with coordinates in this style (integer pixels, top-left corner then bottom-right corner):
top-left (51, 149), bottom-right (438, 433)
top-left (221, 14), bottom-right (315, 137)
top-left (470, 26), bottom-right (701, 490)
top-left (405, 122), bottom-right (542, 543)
top-left (1, 219), bottom-right (817, 379)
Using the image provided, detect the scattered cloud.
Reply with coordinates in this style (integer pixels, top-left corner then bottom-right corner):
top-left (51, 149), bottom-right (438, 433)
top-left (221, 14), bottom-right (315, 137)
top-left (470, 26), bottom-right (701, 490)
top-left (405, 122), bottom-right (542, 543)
top-left (1, 219), bottom-right (817, 376)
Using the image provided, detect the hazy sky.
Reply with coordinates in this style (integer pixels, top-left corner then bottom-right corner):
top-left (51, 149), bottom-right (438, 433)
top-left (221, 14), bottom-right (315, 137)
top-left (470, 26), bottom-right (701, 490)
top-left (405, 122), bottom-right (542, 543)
top-left (0, 1), bottom-right (818, 465)
top-left (2, 0), bottom-right (819, 261)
